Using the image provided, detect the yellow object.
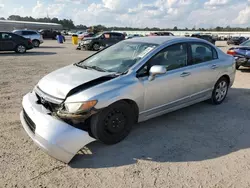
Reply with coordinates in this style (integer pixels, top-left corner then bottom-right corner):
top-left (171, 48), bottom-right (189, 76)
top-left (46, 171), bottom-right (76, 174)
top-left (72, 35), bottom-right (78, 45)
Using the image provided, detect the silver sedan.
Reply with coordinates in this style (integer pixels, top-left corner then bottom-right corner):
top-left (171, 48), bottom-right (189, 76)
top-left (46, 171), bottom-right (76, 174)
top-left (20, 36), bottom-right (236, 163)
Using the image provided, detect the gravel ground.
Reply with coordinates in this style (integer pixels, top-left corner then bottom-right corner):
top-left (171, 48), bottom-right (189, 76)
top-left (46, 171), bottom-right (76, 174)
top-left (0, 40), bottom-right (250, 188)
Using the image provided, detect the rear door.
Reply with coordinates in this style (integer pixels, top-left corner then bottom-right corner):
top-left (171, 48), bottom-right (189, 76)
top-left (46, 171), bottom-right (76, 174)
top-left (183, 42), bottom-right (220, 98)
top-left (0, 33), bottom-right (16, 51)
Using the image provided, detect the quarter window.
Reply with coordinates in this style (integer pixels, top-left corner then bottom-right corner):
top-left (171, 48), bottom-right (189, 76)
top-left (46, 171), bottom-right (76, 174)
top-left (190, 43), bottom-right (217, 64)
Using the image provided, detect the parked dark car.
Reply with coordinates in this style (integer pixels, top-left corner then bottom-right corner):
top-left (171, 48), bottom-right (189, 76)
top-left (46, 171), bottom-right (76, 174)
top-left (227, 37), bottom-right (247, 45)
top-left (0, 32), bottom-right (33, 53)
top-left (78, 32), bottom-right (125, 51)
top-left (191, 34), bottom-right (216, 45)
top-left (39, 29), bottom-right (60, 40)
top-left (240, 40), bottom-right (250, 47)
top-left (149, 32), bottom-right (174, 36)
top-left (227, 46), bottom-right (250, 69)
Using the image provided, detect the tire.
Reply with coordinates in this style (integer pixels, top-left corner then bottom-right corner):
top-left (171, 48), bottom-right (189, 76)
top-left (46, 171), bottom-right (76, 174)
top-left (92, 43), bottom-right (100, 51)
top-left (210, 77), bottom-right (229, 105)
top-left (236, 64), bottom-right (240, 70)
top-left (90, 101), bottom-right (134, 145)
top-left (32, 40), bottom-right (40, 47)
top-left (15, 44), bottom-right (26, 53)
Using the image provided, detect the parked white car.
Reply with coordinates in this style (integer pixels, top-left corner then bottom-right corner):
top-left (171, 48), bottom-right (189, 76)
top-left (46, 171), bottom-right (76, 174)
top-left (13, 30), bottom-right (43, 47)
top-left (20, 36), bottom-right (236, 163)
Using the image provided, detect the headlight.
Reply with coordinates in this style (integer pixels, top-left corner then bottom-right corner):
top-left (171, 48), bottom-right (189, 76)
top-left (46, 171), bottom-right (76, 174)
top-left (63, 100), bottom-right (97, 114)
top-left (83, 40), bottom-right (91, 44)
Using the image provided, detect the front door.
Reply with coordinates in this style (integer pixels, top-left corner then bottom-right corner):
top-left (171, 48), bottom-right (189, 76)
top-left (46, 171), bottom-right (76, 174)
top-left (138, 43), bottom-right (189, 118)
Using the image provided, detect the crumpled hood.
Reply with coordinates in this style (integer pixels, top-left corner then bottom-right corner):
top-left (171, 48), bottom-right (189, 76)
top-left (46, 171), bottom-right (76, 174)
top-left (37, 65), bottom-right (113, 99)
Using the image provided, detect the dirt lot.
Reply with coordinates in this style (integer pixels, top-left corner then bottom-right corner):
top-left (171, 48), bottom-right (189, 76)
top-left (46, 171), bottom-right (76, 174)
top-left (0, 40), bottom-right (250, 188)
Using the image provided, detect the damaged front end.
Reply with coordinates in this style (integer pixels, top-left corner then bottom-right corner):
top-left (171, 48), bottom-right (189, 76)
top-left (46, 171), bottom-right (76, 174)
top-left (34, 86), bottom-right (99, 130)
top-left (20, 87), bottom-right (98, 163)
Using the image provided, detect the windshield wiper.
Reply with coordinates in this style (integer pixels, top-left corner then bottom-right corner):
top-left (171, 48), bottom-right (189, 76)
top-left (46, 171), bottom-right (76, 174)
top-left (75, 64), bottom-right (108, 72)
top-left (86, 65), bottom-right (108, 72)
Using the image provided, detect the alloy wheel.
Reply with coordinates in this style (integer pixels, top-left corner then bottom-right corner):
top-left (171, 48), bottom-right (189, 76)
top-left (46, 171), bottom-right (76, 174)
top-left (215, 80), bottom-right (228, 102)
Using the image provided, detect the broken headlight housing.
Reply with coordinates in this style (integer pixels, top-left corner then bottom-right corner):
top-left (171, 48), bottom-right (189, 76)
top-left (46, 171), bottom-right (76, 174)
top-left (62, 100), bottom-right (97, 114)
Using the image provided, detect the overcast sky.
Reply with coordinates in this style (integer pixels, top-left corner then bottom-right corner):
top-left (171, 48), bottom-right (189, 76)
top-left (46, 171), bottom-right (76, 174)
top-left (0, 0), bottom-right (249, 28)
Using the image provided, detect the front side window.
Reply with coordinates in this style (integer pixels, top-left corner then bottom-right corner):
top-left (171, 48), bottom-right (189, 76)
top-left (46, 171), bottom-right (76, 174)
top-left (104, 33), bottom-right (110, 39)
top-left (148, 43), bottom-right (188, 71)
top-left (77, 41), bottom-right (158, 73)
top-left (190, 43), bottom-right (217, 64)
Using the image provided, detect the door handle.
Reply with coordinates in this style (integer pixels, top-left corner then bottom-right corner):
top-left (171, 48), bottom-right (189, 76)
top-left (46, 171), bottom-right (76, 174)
top-left (180, 72), bottom-right (191, 77)
top-left (211, 64), bottom-right (218, 69)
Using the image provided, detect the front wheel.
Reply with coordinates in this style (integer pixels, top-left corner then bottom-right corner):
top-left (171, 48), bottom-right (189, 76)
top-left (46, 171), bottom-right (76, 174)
top-left (210, 77), bottom-right (229, 105)
top-left (15, 45), bottom-right (26, 53)
top-left (90, 101), bottom-right (134, 145)
top-left (92, 43), bottom-right (100, 51)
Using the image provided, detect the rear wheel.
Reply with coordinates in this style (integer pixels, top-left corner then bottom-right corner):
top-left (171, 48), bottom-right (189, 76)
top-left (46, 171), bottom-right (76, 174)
top-left (32, 40), bottom-right (40, 47)
top-left (90, 101), bottom-right (134, 145)
top-left (15, 45), bottom-right (26, 53)
top-left (210, 77), bottom-right (229, 105)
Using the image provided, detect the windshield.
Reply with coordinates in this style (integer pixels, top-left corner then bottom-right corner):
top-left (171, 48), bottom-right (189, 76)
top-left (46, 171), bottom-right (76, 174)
top-left (78, 41), bottom-right (158, 73)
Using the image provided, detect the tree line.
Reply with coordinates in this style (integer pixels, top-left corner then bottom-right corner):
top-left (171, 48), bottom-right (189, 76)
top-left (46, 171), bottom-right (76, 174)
top-left (0, 15), bottom-right (249, 32)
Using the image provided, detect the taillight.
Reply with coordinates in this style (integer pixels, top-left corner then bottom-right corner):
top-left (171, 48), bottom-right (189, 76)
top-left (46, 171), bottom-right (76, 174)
top-left (227, 50), bottom-right (236, 56)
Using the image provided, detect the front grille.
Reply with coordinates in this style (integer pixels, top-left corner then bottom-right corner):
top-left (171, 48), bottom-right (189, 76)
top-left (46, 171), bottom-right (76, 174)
top-left (36, 93), bottom-right (61, 112)
top-left (23, 109), bottom-right (36, 133)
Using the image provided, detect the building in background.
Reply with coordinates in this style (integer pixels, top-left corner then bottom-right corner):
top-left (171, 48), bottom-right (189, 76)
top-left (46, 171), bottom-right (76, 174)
top-left (0, 20), bottom-right (63, 32)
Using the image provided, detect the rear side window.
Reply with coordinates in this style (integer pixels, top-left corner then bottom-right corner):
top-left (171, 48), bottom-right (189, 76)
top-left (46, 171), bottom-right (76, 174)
top-left (190, 43), bottom-right (218, 64)
top-left (111, 33), bottom-right (124, 39)
top-left (23, 31), bottom-right (37, 35)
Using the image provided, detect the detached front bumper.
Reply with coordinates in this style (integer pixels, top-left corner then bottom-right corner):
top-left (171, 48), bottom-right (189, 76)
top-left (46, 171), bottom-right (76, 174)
top-left (235, 57), bottom-right (250, 67)
top-left (20, 92), bottom-right (95, 163)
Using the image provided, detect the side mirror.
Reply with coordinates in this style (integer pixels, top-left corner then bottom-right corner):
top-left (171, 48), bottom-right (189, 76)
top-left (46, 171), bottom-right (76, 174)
top-left (148, 65), bottom-right (166, 81)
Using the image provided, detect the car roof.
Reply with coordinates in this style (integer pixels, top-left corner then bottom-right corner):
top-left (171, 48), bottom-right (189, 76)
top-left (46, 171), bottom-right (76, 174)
top-left (13, 30), bottom-right (37, 32)
top-left (103, 31), bottom-right (124, 35)
top-left (127, 36), bottom-right (207, 45)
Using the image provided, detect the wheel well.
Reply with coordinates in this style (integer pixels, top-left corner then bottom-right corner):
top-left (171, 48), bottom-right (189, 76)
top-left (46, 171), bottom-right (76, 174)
top-left (122, 99), bottom-right (139, 123)
top-left (32, 39), bottom-right (40, 42)
top-left (220, 75), bottom-right (230, 85)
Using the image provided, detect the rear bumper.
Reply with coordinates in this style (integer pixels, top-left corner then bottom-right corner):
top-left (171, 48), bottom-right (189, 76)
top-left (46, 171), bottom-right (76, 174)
top-left (20, 92), bottom-right (95, 163)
